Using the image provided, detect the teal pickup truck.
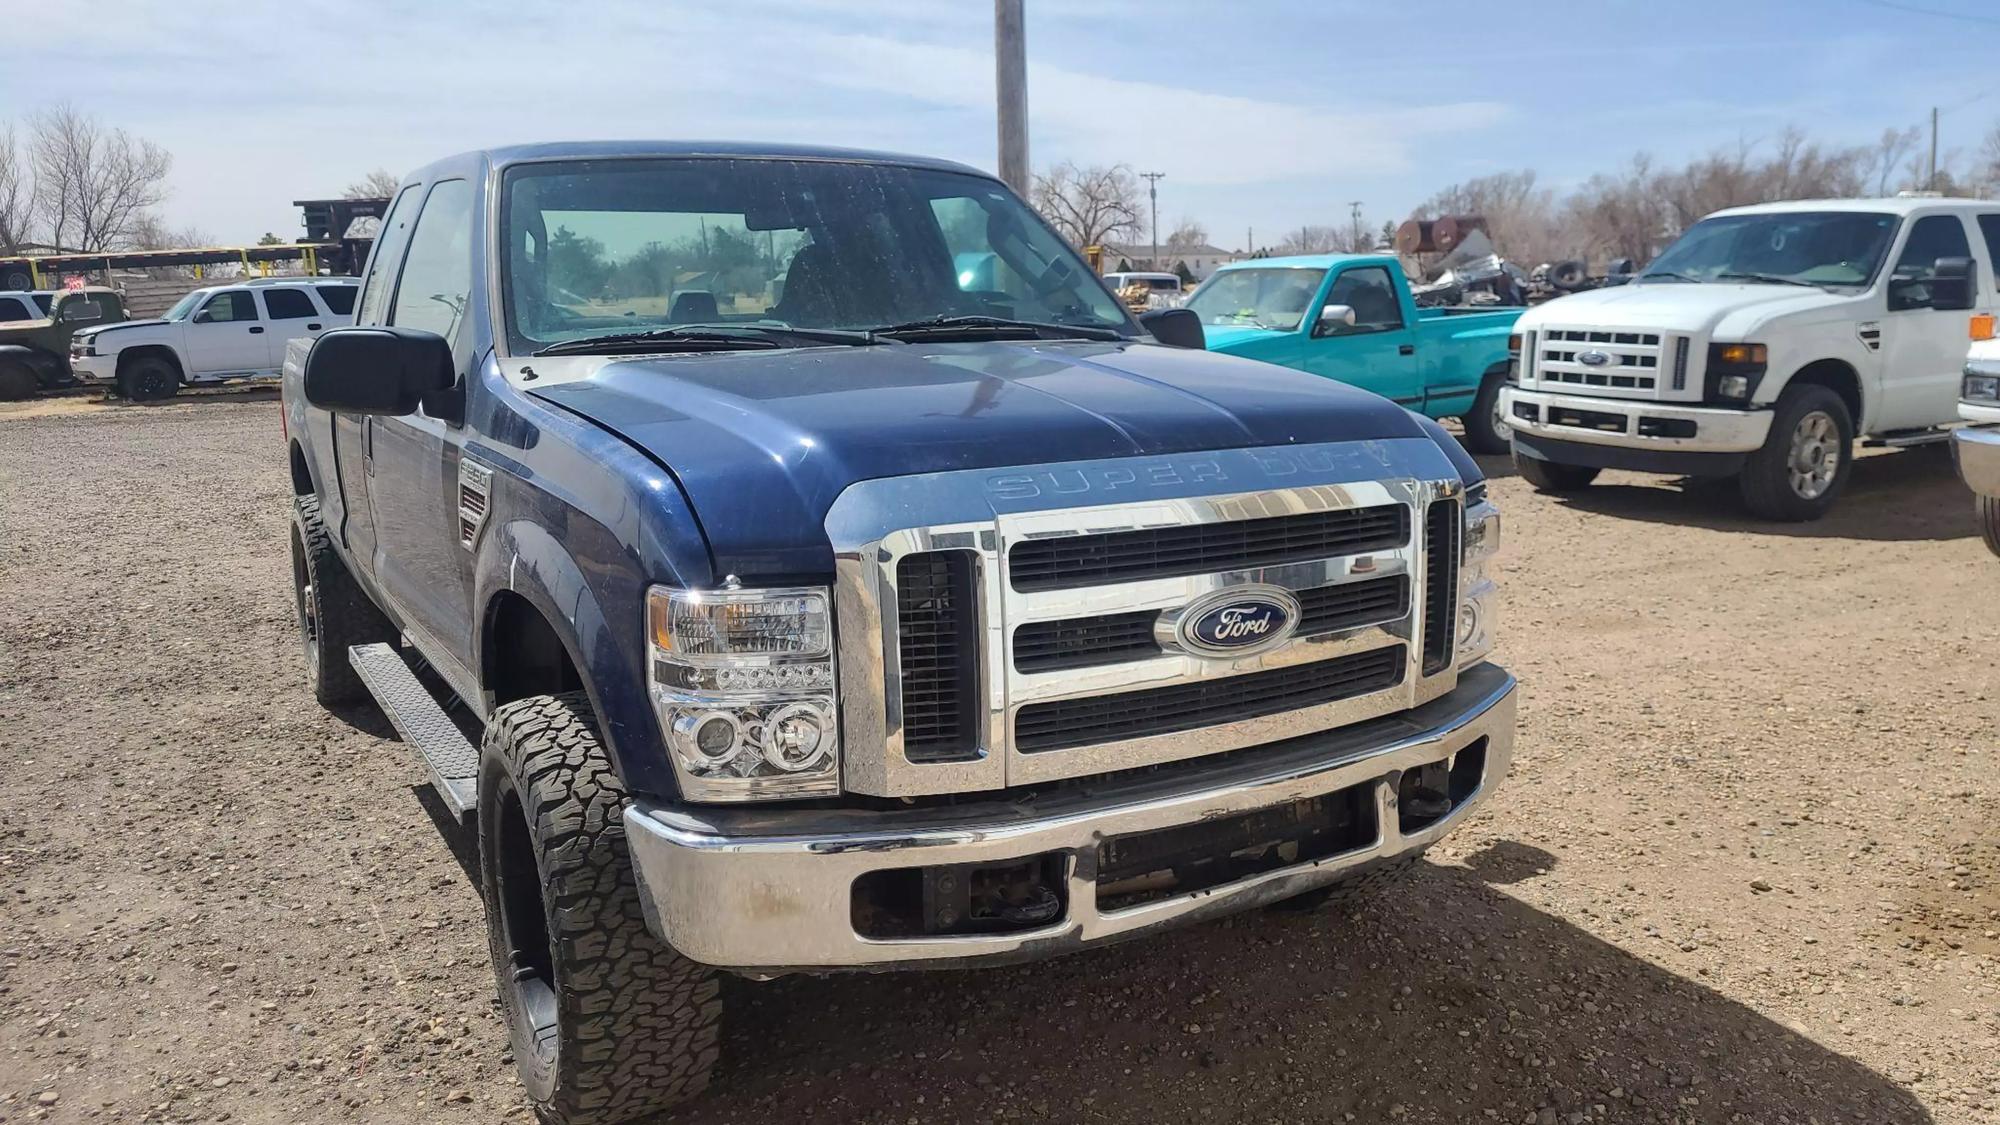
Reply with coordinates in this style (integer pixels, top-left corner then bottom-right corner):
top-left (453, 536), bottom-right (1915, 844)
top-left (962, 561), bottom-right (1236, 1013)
top-left (1186, 253), bottom-right (1522, 453)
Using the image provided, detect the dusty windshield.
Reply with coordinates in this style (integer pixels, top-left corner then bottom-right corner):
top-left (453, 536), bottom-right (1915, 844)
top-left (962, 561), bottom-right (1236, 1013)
top-left (163, 291), bottom-right (204, 321)
top-left (1183, 267), bottom-right (1326, 330)
top-left (500, 158), bottom-right (1132, 353)
top-left (1638, 211), bottom-right (1897, 289)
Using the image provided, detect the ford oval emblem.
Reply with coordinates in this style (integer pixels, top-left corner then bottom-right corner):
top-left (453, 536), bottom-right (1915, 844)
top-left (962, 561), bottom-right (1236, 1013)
top-left (1170, 586), bottom-right (1301, 658)
top-left (1577, 349), bottom-right (1611, 367)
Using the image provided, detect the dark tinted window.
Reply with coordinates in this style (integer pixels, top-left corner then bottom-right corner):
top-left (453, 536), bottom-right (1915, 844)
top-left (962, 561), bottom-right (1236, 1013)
top-left (31, 294), bottom-right (53, 314)
top-left (357, 184), bottom-right (422, 326)
top-left (389, 179), bottom-right (474, 340)
top-left (200, 291), bottom-right (259, 323)
top-left (1326, 266), bottom-right (1405, 332)
top-left (0, 297), bottom-right (32, 321)
top-left (1978, 214), bottom-right (2000, 265)
top-left (315, 284), bottom-right (357, 315)
top-left (261, 287), bottom-right (318, 319)
top-left (1889, 215), bottom-right (1973, 311)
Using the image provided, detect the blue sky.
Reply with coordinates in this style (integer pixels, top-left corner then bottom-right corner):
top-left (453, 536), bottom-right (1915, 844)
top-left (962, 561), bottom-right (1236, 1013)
top-left (13, 0), bottom-right (2000, 249)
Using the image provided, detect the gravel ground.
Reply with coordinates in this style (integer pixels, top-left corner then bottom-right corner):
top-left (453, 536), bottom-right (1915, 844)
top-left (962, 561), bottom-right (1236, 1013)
top-left (2, 395), bottom-right (1997, 1125)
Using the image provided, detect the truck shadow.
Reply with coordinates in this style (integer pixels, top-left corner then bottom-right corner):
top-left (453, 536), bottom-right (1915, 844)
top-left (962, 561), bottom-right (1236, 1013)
top-left (1532, 446), bottom-right (1972, 543)
top-left (682, 857), bottom-right (1928, 1124)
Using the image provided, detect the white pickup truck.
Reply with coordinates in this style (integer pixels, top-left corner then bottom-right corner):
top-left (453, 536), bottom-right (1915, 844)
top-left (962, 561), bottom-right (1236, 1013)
top-left (1954, 315), bottom-right (2000, 550)
top-left (70, 278), bottom-right (358, 399)
top-left (1504, 197), bottom-right (1999, 520)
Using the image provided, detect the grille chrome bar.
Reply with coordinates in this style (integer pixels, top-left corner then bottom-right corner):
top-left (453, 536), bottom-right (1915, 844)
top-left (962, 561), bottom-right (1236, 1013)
top-left (1009, 505), bottom-right (1407, 592)
top-left (825, 438), bottom-right (1468, 798)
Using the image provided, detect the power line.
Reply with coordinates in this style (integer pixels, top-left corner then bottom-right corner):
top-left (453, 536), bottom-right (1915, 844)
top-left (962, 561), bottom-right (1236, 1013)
top-left (1851, 0), bottom-right (2000, 28)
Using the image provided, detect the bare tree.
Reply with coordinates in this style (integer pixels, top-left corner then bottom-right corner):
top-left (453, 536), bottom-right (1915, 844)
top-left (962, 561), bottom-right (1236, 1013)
top-left (0, 124), bottom-right (29, 254)
top-left (125, 213), bottom-right (214, 251)
top-left (1863, 126), bottom-right (1923, 196)
top-left (1030, 162), bottom-right (1142, 250)
top-left (28, 103), bottom-right (173, 253)
top-left (1164, 218), bottom-right (1208, 254)
top-left (1274, 225), bottom-right (1343, 255)
top-left (1411, 170), bottom-right (1562, 264)
top-left (343, 168), bottom-right (402, 200)
top-left (1972, 121), bottom-right (2000, 199)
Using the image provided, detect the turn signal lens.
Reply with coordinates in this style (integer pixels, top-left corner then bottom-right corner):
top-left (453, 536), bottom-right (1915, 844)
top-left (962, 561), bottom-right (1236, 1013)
top-left (1714, 343), bottom-right (1767, 366)
top-left (1973, 314), bottom-right (1996, 342)
top-left (1507, 332), bottom-right (1523, 357)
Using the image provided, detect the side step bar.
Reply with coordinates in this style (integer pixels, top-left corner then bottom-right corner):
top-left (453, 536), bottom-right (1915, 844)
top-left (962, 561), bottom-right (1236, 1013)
top-left (349, 642), bottom-right (478, 821)
top-left (1865, 428), bottom-right (1952, 448)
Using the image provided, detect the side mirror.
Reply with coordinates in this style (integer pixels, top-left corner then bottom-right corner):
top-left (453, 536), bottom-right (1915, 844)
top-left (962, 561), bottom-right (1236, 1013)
top-left (1138, 307), bottom-right (1205, 349)
top-left (303, 326), bottom-right (454, 415)
top-left (1931, 256), bottom-right (1978, 311)
top-left (1314, 303), bottom-right (1357, 336)
top-left (191, 308), bottom-right (213, 324)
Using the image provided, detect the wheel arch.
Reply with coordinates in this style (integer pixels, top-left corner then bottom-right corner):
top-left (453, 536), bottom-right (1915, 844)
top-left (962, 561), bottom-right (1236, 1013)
top-left (116, 344), bottom-right (185, 378)
top-left (288, 440), bottom-right (316, 497)
top-left (1785, 358), bottom-right (1863, 429)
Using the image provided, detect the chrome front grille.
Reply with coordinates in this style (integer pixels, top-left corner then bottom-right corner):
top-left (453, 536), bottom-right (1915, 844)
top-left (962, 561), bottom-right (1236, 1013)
top-left (829, 439), bottom-right (1468, 798)
top-left (1526, 327), bottom-right (1707, 401)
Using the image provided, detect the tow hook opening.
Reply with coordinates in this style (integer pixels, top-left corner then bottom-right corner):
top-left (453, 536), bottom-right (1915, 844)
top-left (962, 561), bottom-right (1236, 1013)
top-left (852, 855), bottom-right (1069, 939)
top-left (1397, 737), bottom-right (1489, 835)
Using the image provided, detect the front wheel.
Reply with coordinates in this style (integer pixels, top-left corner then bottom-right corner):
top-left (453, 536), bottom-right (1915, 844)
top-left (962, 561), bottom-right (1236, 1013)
top-left (119, 355), bottom-right (180, 401)
top-left (1459, 373), bottom-right (1511, 455)
top-left (1515, 451), bottom-right (1600, 493)
top-left (1737, 385), bottom-right (1852, 521)
top-left (480, 693), bottom-right (723, 1125)
top-left (1977, 495), bottom-right (2000, 557)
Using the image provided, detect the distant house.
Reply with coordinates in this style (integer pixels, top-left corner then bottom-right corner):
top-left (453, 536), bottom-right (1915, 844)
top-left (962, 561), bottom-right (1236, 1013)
top-left (1100, 241), bottom-right (1245, 282)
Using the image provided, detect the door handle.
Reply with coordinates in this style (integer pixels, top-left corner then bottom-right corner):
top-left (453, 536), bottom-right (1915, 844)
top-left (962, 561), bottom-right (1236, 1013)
top-left (307, 323), bottom-right (322, 331)
top-left (1398, 343), bottom-right (1414, 355)
top-left (248, 326), bottom-right (265, 334)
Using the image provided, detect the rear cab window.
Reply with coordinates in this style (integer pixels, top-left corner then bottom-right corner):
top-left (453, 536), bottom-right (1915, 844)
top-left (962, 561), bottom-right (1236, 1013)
top-left (356, 184), bottom-right (423, 326)
top-left (314, 284), bottom-right (358, 315)
top-left (261, 287), bottom-right (319, 319)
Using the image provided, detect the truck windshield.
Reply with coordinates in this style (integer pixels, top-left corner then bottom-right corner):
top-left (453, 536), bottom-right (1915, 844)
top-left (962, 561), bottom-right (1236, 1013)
top-left (163, 291), bottom-right (204, 321)
top-left (1183, 267), bottom-right (1325, 330)
top-left (499, 158), bottom-right (1133, 354)
top-left (1637, 211), bottom-right (1898, 289)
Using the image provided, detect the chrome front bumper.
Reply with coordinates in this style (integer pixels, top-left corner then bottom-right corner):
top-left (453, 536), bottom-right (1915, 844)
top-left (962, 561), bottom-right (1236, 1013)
top-left (1953, 425), bottom-right (2000, 498)
top-left (624, 663), bottom-right (1515, 974)
top-left (1502, 386), bottom-right (1773, 453)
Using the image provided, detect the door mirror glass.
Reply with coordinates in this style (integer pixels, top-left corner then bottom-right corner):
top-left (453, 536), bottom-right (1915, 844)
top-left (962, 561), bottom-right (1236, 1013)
top-left (1137, 307), bottom-right (1205, 349)
top-left (1315, 303), bottom-right (1358, 336)
top-left (303, 326), bottom-right (454, 415)
top-left (1929, 256), bottom-right (1978, 311)
top-left (191, 308), bottom-right (214, 324)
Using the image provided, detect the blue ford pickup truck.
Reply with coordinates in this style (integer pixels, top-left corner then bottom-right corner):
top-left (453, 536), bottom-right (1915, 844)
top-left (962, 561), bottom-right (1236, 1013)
top-left (281, 141), bottom-right (1514, 1123)
top-left (1186, 254), bottom-right (1523, 454)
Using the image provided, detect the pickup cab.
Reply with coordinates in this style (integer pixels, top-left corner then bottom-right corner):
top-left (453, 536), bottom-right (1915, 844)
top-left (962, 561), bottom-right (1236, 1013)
top-left (1954, 314), bottom-right (2000, 552)
top-left (71, 278), bottom-right (358, 399)
top-left (1505, 197), bottom-right (2000, 520)
top-left (1186, 254), bottom-right (1523, 454)
top-left (0, 286), bottom-right (125, 399)
top-left (282, 142), bottom-right (1514, 1123)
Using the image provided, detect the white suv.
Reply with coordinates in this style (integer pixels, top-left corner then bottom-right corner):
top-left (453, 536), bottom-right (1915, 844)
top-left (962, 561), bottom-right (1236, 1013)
top-left (72, 279), bottom-right (359, 400)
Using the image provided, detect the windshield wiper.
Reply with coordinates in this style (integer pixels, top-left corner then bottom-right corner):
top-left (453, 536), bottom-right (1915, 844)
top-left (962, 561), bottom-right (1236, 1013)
top-left (533, 323), bottom-right (876, 356)
top-left (1635, 271), bottom-right (1699, 284)
top-left (1715, 271), bottom-right (1820, 289)
top-left (868, 314), bottom-right (1124, 342)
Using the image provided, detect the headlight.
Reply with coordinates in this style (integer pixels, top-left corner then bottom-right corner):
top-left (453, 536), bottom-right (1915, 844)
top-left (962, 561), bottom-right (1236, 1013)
top-left (1458, 493), bottom-right (1499, 670)
top-left (1706, 342), bottom-right (1767, 402)
top-left (1964, 366), bottom-right (2000, 403)
top-left (647, 585), bottom-right (840, 801)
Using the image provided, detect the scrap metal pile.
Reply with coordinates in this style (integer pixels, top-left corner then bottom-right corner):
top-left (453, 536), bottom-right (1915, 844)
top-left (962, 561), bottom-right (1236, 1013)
top-left (1395, 216), bottom-right (1634, 307)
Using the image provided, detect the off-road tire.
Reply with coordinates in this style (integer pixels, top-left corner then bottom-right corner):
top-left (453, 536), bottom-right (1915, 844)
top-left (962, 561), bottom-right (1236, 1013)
top-left (1737, 384), bottom-right (1852, 522)
top-left (1515, 451), bottom-right (1600, 493)
top-left (479, 693), bottom-right (722, 1125)
top-left (119, 354), bottom-right (180, 401)
top-left (0, 358), bottom-right (36, 401)
top-left (1461, 371), bottom-right (1512, 455)
top-left (1267, 852), bottom-right (1426, 913)
top-left (1977, 495), bottom-right (2000, 558)
top-left (289, 494), bottom-right (393, 705)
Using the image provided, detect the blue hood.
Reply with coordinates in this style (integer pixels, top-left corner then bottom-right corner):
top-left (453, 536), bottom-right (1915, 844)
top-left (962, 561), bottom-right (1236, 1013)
top-left (529, 339), bottom-right (1457, 579)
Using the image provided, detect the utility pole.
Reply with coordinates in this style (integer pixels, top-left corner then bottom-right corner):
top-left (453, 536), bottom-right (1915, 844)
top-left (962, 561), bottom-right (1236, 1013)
top-left (1348, 200), bottom-right (1364, 251)
top-left (1140, 171), bottom-right (1166, 270)
top-left (994, 0), bottom-right (1029, 196)
top-left (1928, 106), bottom-right (1939, 191)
